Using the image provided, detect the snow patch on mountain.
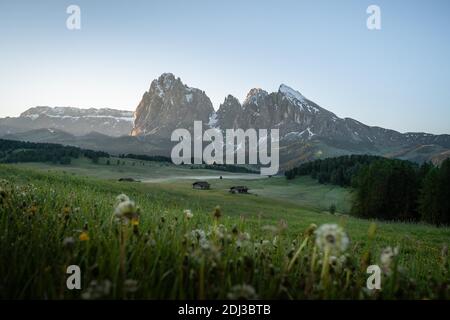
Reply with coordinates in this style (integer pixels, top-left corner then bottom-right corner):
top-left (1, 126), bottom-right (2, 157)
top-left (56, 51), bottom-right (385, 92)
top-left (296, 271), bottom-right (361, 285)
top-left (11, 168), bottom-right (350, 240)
top-left (208, 112), bottom-right (219, 128)
top-left (279, 84), bottom-right (305, 103)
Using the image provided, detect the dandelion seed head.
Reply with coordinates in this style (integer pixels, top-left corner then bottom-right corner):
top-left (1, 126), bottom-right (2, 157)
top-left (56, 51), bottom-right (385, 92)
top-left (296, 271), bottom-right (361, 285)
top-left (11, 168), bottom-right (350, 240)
top-left (380, 246), bottom-right (399, 270)
top-left (116, 194), bottom-right (130, 204)
top-left (314, 224), bottom-right (349, 255)
top-left (63, 236), bottom-right (75, 248)
top-left (114, 200), bottom-right (139, 222)
top-left (184, 209), bottom-right (193, 220)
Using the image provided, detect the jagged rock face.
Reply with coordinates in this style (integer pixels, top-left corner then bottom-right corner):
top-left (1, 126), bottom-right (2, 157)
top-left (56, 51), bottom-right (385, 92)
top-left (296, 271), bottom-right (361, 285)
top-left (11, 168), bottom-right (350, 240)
top-left (131, 73), bottom-right (214, 138)
top-left (215, 95), bottom-right (242, 129)
top-left (213, 84), bottom-right (450, 161)
top-left (215, 84), bottom-right (347, 139)
top-left (0, 106), bottom-right (133, 137)
top-left (130, 74), bottom-right (450, 156)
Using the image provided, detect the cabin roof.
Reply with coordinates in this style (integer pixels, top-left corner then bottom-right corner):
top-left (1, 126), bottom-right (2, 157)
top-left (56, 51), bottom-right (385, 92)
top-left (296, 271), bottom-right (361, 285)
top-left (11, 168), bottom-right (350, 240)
top-left (193, 181), bottom-right (210, 185)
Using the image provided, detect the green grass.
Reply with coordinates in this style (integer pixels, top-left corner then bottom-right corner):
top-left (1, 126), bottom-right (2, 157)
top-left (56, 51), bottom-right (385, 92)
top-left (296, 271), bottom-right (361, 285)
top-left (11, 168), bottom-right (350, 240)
top-left (0, 163), bottom-right (448, 299)
top-left (14, 157), bottom-right (240, 181)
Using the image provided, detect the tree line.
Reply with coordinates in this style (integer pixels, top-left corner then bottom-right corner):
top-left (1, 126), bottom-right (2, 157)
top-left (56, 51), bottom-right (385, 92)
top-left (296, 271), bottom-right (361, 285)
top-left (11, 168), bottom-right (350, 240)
top-left (0, 139), bottom-right (109, 165)
top-left (285, 154), bottom-right (383, 186)
top-left (286, 154), bottom-right (450, 225)
top-left (118, 154), bottom-right (173, 163)
top-left (352, 158), bottom-right (449, 225)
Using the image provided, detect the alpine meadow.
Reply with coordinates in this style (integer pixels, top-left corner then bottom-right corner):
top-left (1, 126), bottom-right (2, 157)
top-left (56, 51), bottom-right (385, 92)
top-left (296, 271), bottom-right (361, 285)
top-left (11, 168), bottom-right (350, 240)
top-left (1, 0), bottom-right (450, 304)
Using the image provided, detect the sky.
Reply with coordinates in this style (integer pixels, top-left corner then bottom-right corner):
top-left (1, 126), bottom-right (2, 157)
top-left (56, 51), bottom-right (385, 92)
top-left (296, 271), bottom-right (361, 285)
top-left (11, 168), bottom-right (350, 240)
top-left (0, 0), bottom-right (449, 134)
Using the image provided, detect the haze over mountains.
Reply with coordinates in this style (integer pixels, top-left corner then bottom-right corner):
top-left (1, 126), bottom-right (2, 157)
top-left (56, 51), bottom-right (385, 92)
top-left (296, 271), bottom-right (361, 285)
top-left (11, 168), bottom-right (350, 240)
top-left (1, 73), bottom-right (450, 168)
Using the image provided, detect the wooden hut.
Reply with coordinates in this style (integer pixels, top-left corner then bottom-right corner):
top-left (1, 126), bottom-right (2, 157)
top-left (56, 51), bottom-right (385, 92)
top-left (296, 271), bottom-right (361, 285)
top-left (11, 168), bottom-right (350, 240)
top-left (192, 181), bottom-right (210, 190)
top-left (229, 186), bottom-right (249, 194)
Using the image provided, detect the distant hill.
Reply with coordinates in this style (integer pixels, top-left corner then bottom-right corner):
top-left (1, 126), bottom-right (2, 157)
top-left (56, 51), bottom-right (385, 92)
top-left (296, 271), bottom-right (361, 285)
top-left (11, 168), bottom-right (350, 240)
top-left (0, 106), bottom-right (134, 137)
top-left (1, 129), bottom-right (170, 158)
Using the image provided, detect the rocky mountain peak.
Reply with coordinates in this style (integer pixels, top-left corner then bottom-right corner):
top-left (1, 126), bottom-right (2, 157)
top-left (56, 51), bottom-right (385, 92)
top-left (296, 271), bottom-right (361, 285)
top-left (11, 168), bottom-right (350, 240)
top-left (244, 88), bottom-right (269, 106)
top-left (215, 95), bottom-right (243, 129)
top-left (131, 73), bottom-right (214, 137)
top-left (278, 84), bottom-right (306, 103)
top-left (221, 95), bottom-right (241, 108)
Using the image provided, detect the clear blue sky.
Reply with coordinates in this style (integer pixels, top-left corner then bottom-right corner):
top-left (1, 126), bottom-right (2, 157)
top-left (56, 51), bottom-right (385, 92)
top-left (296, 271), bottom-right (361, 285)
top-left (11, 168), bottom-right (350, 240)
top-left (0, 0), bottom-right (449, 134)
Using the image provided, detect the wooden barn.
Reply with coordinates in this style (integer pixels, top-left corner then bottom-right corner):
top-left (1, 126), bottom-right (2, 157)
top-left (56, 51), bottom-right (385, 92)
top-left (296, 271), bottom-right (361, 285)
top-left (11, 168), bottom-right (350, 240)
top-left (192, 181), bottom-right (210, 190)
top-left (229, 186), bottom-right (249, 194)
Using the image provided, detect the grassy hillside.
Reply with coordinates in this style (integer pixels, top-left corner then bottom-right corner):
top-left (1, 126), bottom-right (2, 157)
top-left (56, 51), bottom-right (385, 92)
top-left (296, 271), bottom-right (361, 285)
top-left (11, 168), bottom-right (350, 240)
top-left (0, 163), bottom-right (448, 299)
top-left (15, 158), bottom-right (351, 213)
top-left (14, 157), bottom-right (258, 181)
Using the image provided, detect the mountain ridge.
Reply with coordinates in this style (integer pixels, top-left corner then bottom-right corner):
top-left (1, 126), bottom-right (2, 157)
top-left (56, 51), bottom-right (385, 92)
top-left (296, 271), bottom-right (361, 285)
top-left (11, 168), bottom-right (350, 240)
top-left (0, 106), bottom-right (133, 137)
top-left (1, 72), bottom-right (449, 168)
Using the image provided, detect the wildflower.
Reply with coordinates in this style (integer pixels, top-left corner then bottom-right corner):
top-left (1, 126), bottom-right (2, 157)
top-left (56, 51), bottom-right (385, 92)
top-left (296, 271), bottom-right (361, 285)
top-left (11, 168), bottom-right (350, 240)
top-left (131, 217), bottom-right (139, 226)
top-left (236, 232), bottom-right (251, 249)
top-left (191, 229), bottom-right (207, 241)
top-left (114, 197), bottom-right (139, 223)
top-left (63, 237), bottom-right (75, 249)
top-left (79, 231), bottom-right (90, 241)
top-left (328, 255), bottom-right (347, 271)
top-left (199, 238), bottom-right (210, 250)
top-left (314, 224), bottom-right (349, 256)
top-left (116, 194), bottom-right (130, 204)
top-left (239, 232), bottom-right (251, 241)
top-left (213, 206), bottom-right (222, 219)
top-left (184, 209), bottom-right (193, 220)
top-left (380, 246), bottom-right (399, 273)
top-left (304, 223), bottom-right (317, 237)
top-left (227, 284), bottom-right (258, 300)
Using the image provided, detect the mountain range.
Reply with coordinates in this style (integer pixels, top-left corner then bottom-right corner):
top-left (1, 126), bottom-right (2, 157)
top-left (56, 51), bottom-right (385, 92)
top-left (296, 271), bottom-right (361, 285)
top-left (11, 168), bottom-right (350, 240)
top-left (1, 72), bottom-right (449, 169)
top-left (0, 106), bottom-right (133, 137)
